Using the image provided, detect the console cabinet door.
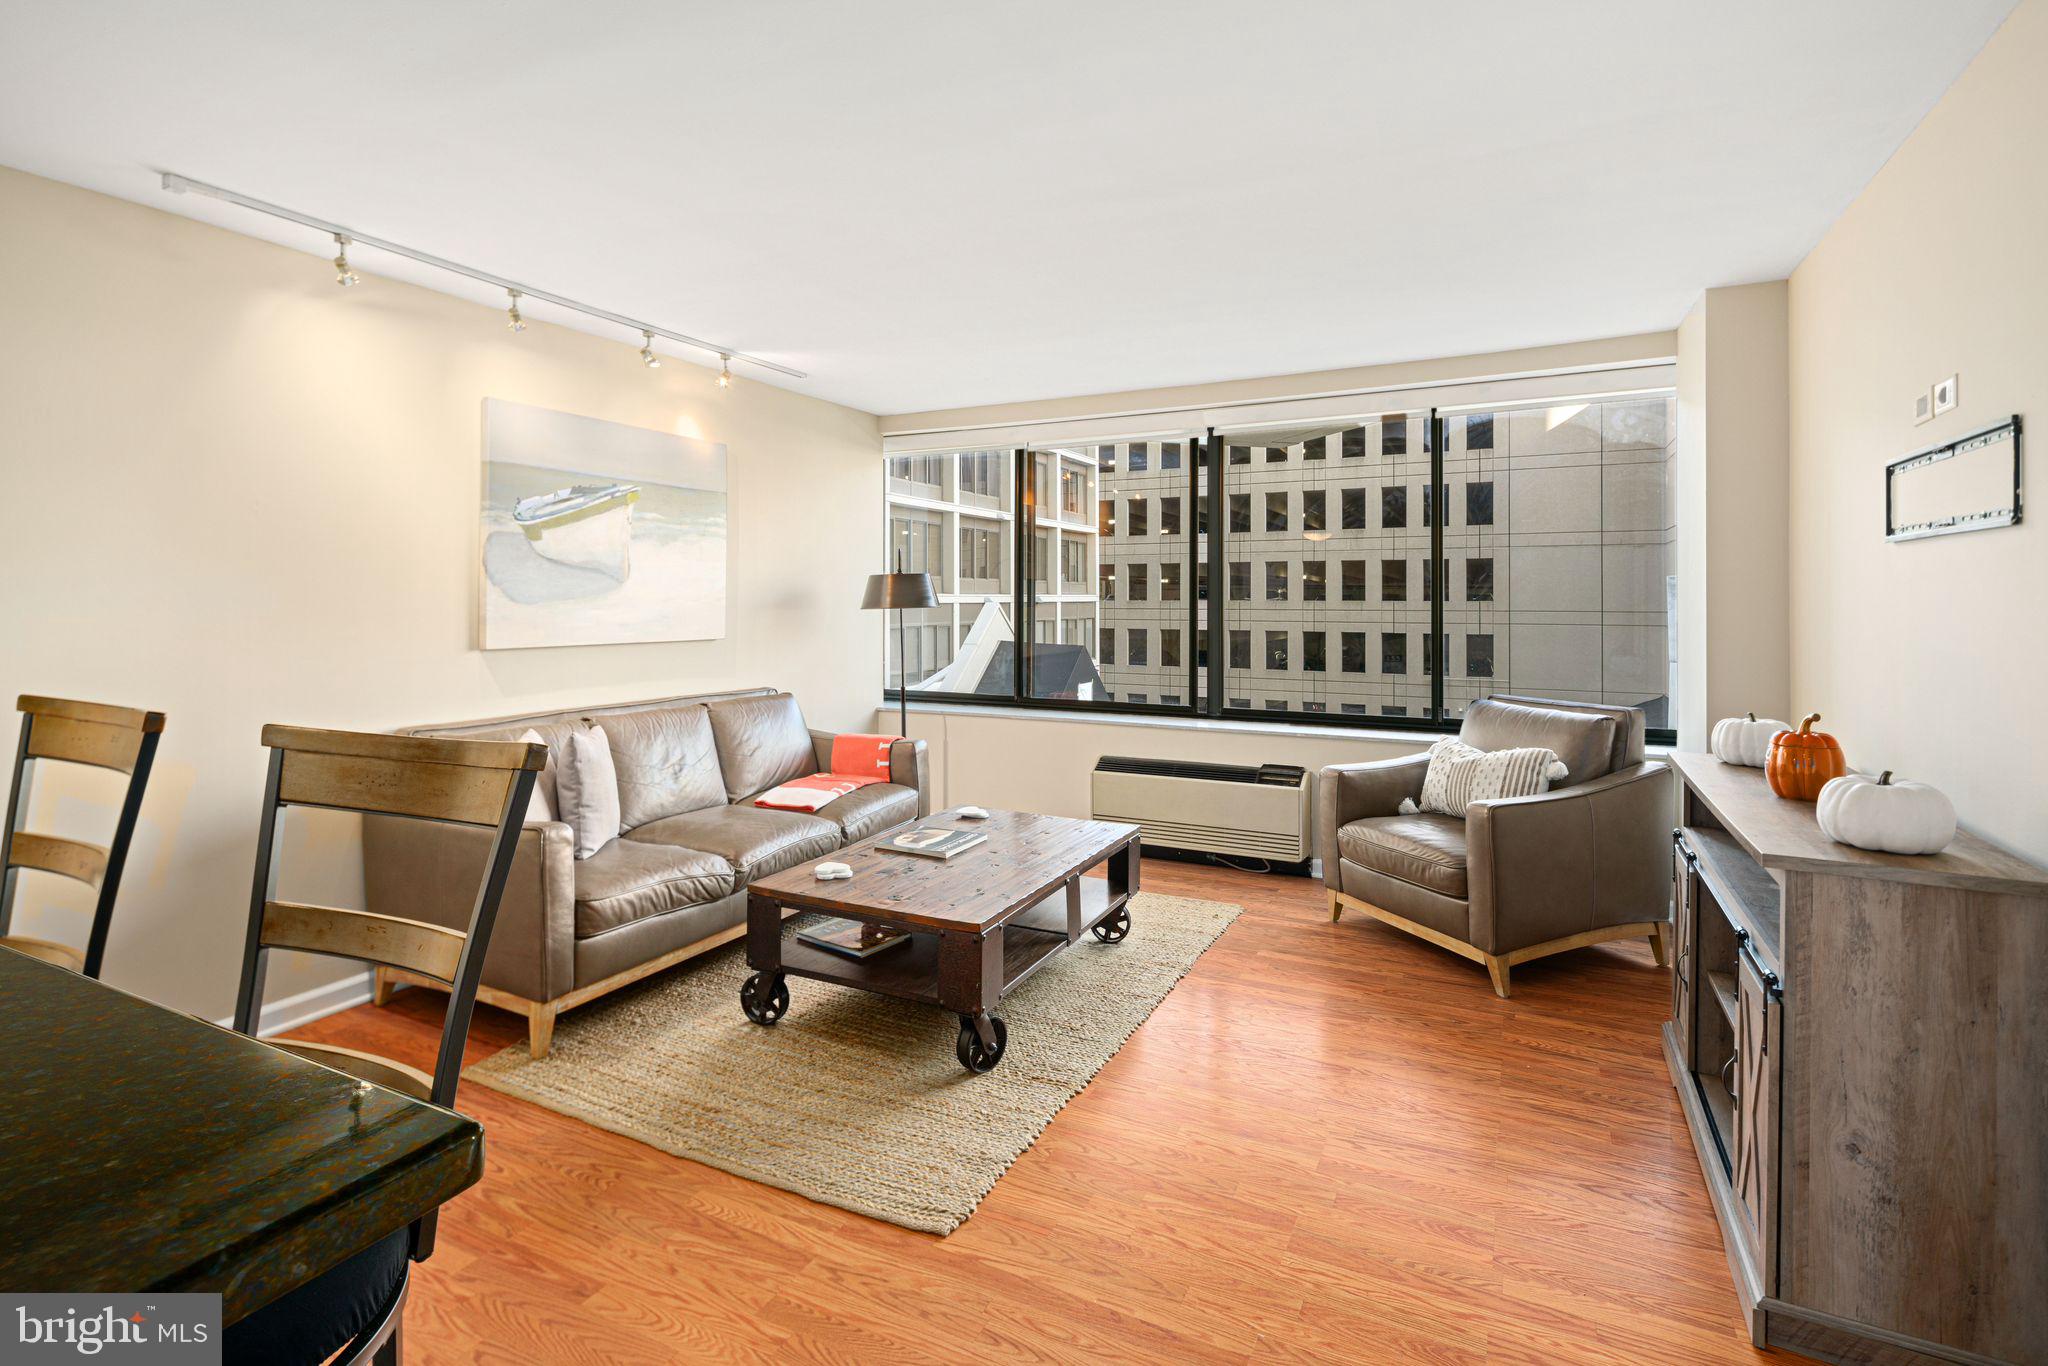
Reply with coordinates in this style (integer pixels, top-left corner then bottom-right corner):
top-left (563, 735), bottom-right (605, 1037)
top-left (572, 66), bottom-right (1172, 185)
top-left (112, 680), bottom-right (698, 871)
top-left (1733, 944), bottom-right (1780, 1293)
top-left (1670, 837), bottom-right (1696, 1065)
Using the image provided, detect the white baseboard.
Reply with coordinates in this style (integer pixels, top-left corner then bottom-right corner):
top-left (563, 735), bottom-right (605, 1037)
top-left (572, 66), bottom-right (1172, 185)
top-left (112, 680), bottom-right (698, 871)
top-left (213, 969), bottom-right (374, 1037)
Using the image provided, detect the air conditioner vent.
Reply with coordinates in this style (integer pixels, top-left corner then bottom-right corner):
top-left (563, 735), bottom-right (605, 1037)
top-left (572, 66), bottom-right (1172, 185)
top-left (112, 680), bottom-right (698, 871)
top-left (1093, 756), bottom-right (1306, 787)
top-left (1091, 756), bottom-right (1312, 863)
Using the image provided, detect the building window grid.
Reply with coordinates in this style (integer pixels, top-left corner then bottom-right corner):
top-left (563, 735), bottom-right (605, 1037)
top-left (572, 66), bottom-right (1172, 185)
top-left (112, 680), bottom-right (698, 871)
top-left (886, 404), bottom-right (1674, 739)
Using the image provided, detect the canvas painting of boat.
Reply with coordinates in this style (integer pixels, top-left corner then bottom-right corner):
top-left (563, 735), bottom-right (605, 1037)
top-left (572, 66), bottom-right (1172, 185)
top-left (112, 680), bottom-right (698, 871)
top-left (480, 399), bottom-right (726, 649)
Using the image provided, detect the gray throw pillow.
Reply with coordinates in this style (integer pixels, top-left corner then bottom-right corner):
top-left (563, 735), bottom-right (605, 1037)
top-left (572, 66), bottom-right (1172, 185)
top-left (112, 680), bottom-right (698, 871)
top-left (1401, 736), bottom-right (1567, 818)
top-left (553, 725), bottom-right (622, 859)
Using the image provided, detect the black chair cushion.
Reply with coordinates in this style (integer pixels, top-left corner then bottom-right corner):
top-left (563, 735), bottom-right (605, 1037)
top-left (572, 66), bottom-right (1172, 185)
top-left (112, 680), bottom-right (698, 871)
top-left (224, 1228), bottom-right (408, 1365)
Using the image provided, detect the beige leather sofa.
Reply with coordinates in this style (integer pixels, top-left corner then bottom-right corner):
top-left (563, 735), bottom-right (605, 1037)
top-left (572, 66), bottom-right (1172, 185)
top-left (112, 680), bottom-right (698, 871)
top-left (1318, 695), bottom-right (1671, 997)
top-left (363, 687), bottom-right (927, 1056)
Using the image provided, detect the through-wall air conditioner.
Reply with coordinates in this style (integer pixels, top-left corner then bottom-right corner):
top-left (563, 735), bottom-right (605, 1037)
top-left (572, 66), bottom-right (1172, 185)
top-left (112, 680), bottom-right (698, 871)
top-left (1090, 756), bottom-right (1312, 865)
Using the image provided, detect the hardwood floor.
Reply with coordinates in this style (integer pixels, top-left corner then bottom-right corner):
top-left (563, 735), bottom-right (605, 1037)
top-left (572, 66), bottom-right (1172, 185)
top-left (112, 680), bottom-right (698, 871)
top-left (292, 861), bottom-right (1774, 1364)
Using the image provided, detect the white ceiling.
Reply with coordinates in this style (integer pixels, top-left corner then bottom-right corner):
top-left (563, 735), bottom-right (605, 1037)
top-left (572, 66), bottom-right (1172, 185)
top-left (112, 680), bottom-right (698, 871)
top-left (0, 1), bottom-right (2017, 415)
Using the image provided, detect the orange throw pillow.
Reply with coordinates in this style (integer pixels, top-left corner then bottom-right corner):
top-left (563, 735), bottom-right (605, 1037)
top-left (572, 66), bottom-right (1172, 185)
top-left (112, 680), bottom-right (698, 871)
top-left (830, 733), bottom-right (898, 781)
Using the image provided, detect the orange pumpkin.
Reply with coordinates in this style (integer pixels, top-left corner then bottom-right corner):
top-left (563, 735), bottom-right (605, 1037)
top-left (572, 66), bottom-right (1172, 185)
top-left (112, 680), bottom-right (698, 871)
top-left (1766, 713), bottom-right (1847, 800)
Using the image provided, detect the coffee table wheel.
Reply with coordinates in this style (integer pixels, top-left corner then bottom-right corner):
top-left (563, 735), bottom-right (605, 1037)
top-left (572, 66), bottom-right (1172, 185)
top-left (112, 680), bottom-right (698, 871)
top-left (1092, 906), bottom-right (1132, 944)
top-left (956, 1016), bottom-right (1008, 1073)
top-left (741, 972), bottom-right (789, 1025)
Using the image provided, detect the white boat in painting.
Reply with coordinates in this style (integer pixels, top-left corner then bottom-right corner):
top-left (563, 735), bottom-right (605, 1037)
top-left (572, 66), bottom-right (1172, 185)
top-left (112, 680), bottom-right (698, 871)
top-left (513, 482), bottom-right (642, 580)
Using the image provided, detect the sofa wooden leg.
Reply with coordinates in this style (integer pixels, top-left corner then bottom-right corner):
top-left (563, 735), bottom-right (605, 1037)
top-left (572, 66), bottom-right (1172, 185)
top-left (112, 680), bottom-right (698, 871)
top-left (1486, 957), bottom-right (1511, 998)
top-left (1650, 921), bottom-right (1671, 968)
top-left (371, 965), bottom-right (397, 1007)
top-left (528, 1004), bottom-right (557, 1060)
top-left (1328, 888), bottom-right (1344, 923)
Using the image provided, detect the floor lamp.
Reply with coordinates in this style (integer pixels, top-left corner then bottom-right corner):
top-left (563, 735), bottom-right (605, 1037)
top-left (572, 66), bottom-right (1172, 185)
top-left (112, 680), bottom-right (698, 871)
top-left (863, 558), bottom-right (938, 737)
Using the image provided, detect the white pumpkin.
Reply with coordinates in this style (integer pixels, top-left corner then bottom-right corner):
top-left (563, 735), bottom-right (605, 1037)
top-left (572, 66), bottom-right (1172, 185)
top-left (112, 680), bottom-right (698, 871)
top-left (1710, 712), bottom-right (1789, 768)
top-left (1816, 771), bottom-right (1956, 856)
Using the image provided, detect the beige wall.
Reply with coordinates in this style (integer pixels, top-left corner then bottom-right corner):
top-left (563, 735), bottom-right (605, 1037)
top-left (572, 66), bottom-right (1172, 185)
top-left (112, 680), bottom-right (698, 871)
top-left (884, 706), bottom-right (1422, 823)
top-left (1675, 281), bottom-right (1792, 748)
top-left (1788, 0), bottom-right (2047, 862)
top-left (0, 166), bottom-right (882, 1022)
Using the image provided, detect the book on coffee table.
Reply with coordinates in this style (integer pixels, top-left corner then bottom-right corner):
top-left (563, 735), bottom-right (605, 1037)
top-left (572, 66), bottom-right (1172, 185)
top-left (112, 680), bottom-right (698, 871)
top-left (795, 917), bottom-right (910, 959)
top-left (876, 827), bottom-right (989, 860)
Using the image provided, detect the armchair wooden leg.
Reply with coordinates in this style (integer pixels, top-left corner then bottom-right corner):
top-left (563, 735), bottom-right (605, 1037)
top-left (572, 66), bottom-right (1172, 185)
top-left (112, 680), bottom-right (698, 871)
top-left (1327, 887), bottom-right (1344, 923)
top-left (1650, 921), bottom-right (1671, 968)
top-left (371, 966), bottom-right (397, 1007)
top-left (1486, 956), bottom-right (1511, 998)
top-left (528, 1003), bottom-right (557, 1060)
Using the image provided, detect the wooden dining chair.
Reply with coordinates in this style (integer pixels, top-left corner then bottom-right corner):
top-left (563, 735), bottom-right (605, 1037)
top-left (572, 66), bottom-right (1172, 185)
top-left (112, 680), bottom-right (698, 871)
top-left (0, 695), bottom-right (165, 978)
top-left (226, 724), bottom-right (543, 1366)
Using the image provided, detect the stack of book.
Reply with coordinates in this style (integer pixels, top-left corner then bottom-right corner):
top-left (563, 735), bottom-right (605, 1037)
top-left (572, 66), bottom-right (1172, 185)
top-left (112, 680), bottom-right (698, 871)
top-left (875, 827), bottom-right (988, 860)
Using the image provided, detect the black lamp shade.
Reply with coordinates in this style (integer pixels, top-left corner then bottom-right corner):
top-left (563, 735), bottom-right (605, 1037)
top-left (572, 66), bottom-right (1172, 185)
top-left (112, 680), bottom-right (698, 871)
top-left (862, 571), bottom-right (938, 611)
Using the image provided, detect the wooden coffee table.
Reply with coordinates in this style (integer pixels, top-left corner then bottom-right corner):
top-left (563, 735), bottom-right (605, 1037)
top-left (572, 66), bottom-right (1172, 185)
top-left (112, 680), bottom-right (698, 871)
top-left (741, 808), bottom-right (1140, 1072)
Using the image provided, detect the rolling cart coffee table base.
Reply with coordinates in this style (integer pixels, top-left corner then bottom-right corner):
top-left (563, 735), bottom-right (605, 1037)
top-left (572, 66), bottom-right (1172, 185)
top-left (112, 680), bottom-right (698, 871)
top-left (741, 809), bottom-right (1140, 1072)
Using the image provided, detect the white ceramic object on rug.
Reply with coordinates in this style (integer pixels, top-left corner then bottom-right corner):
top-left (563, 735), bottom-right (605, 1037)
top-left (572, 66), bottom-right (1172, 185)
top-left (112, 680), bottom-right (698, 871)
top-left (814, 861), bottom-right (854, 881)
top-left (956, 805), bottom-right (990, 820)
top-left (1710, 712), bottom-right (1789, 767)
top-left (1815, 771), bottom-right (1956, 855)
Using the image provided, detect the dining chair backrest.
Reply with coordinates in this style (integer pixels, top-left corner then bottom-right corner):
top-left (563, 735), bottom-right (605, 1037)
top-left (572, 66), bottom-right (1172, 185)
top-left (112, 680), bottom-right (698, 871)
top-left (0, 695), bottom-right (166, 978)
top-left (232, 725), bottom-right (545, 1112)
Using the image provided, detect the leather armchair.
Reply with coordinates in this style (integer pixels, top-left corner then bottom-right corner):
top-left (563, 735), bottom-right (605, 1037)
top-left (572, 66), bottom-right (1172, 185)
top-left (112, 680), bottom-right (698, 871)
top-left (1319, 695), bottom-right (1672, 996)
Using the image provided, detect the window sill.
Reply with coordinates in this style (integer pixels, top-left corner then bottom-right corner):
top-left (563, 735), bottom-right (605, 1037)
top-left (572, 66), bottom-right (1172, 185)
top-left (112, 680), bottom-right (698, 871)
top-left (891, 699), bottom-right (1674, 757)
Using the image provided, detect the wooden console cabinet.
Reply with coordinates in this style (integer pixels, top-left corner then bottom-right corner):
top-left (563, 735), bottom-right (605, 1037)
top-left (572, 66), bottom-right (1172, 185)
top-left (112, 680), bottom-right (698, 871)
top-left (1665, 753), bottom-right (2048, 1365)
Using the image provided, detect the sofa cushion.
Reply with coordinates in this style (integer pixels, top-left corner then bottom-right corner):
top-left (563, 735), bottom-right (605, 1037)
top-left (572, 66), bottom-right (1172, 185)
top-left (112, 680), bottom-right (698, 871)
top-left (1459, 697), bottom-right (1619, 789)
top-left (634, 804), bottom-right (840, 881)
top-left (707, 693), bottom-right (817, 804)
top-left (602, 704), bottom-right (728, 828)
top-left (1337, 814), bottom-right (1469, 900)
top-left (811, 783), bottom-right (919, 843)
top-left (573, 838), bottom-right (735, 938)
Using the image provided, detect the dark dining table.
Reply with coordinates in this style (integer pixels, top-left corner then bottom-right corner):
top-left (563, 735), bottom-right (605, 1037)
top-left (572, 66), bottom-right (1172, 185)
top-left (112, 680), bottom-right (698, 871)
top-left (0, 946), bottom-right (482, 1322)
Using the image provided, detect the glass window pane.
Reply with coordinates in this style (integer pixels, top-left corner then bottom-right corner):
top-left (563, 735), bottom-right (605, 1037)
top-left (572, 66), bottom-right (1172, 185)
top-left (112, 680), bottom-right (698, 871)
top-left (1073, 438), bottom-right (1199, 710)
top-left (1217, 414), bottom-right (1426, 715)
top-left (1439, 394), bottom-right (1675, 731)
top-left (883, 449), bottom-right (1013, 697)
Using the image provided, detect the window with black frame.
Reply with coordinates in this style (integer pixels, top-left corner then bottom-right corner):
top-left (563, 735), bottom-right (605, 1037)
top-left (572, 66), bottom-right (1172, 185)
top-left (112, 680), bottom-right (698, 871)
top-left (1062, 437), bottom-right (1199, 707)
top-left (1216, 412), bottom-right (1433, 717)
top-left (880, 448), bottom-right (1016, 696)
top-left (1437, 394), bottom-right (1677, 733)
top-left (883, 390), bottom-right (1676, 742)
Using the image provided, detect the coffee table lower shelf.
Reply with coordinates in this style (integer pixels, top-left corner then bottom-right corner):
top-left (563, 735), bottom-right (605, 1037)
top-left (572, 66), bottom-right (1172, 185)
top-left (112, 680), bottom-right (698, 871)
top-left (773, 878), bottom-right (1126, 1006)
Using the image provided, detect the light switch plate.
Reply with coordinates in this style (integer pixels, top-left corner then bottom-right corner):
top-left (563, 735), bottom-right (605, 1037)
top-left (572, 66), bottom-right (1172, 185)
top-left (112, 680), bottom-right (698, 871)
top-left (1934, 374), bottom-right (1959, 414)
top-left (1914, 390), bottom-right (1934, 425)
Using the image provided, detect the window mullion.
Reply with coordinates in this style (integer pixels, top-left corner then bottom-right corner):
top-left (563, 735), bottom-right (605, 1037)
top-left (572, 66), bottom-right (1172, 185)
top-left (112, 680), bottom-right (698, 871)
top-left (1012, 447), bottom-right (1028, 702)
top-left (1429, 409), bottom-right (1445, 727)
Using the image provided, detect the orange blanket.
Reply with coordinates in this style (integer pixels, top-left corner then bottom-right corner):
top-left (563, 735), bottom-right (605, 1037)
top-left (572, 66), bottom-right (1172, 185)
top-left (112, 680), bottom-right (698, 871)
top-left (753, 735), bottom-right (901, 812)
top-left (754, 773), bottom-right (878, 812)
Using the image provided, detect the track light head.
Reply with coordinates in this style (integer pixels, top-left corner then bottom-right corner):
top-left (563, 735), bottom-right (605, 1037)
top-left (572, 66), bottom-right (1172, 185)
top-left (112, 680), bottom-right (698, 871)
top-left (506, 289), bottom-right (525, 332)
top-left (715, 354), bottom-right (733, 391)
top-left (331, 234), bottom-right (359, 288)
top-left (639, 330), bottom-right (661, 368)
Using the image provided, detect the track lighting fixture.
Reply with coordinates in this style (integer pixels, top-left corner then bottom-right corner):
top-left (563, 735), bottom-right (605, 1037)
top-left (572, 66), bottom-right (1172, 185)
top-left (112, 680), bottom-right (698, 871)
top-left (160, 173), bottom-right (804, 379)
top-left (331, 234), bottom-right (359, 288)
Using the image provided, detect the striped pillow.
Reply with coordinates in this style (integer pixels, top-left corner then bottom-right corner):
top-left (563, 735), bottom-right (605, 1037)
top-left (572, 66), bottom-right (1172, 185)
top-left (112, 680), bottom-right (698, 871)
top-left (1400, 736), bottom-right (1569, 818)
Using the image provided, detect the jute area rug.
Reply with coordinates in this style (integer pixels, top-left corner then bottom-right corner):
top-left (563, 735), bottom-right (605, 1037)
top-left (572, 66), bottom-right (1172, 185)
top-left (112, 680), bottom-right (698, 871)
top-left (466, 891), bottom-right (1241, 1234)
